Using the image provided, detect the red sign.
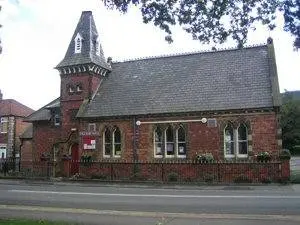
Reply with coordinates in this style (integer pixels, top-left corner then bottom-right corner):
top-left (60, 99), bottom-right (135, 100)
top-left (82, 136), bottom-right (96, 150)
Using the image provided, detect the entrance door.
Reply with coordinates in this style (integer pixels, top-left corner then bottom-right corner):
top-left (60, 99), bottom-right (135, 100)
top-left (70, 143), bottom-right (79, 175)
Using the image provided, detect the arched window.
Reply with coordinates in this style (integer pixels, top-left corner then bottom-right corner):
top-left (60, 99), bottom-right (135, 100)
top-left (113, 127), bottom-right (121, 157)
top-left (103, 128), bottom-right (111, 157)
top-left (224, 124), bottom-right (234, 158)
top-left (154, 127), bottom-right (163, 157)
top-left (153, 125), bottom-right (187, 158)
top-left (238, 124), bottom-right (248, 156)
top-left (224, 122), bottom-right (249, 159)
top-left (103, 127), bottom-right (122, 158)
top-left (166, 126), bottom-right (174, 156)
top-left (177, 126), bottom-right (186, 157)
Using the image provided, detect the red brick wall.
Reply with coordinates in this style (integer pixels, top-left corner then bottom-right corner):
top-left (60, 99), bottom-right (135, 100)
top-left (76, 160), bottom-right (289, 183)
top-left (32, 122), bottom-right (61, 160)
top-left (15, 117), bottom-right (31, 154)
top-left (20, 139), bottom-right (32, 162)
top-left (77, 111), bottom-right (280, 161)
top-left (60, 73), bottom-right (101, 102)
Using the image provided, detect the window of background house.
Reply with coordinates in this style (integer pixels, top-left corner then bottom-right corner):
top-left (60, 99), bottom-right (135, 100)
top-left (0, 117), bottom-right (8, 133)
top-left (0, 145), bottom-right (7, 159)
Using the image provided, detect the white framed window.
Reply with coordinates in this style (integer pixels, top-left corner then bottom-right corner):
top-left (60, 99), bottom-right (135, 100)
top-left (154, 125), bottom-right (186, 158)
top-left (103, 127), bottom-right (121, 158)
top-left (177, 126), bottom-right (186, 158)
top-left (224, 124), bottom-right (235, 158)
top-left (113, 128), bottom-right (121, 157)
top-left (0, 117), bottom-right (8, 133)
top-left (224, 123), bottom-right (248, 159)
top-left (74, 33), bottom-right (83, 54)
top-left (0, 144), bottom-right (7, 159)
top-left (165, 126), bottom-right (175, 157)
top-left (68, 85), bottom-right (74, 94)
top-left (54, 114), bottom-right (60, 126)
top-left (103, 128), bottom-right (112, 158)
top-left (237, 124), bottom-right (248, 158)
top-left (154, 127), bottom-right (163, 158)
top-left (76, 84), bottom-right (83, 92)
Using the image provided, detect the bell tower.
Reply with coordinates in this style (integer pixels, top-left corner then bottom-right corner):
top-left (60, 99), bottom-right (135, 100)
top-left (55, 11), bottom-right (111, 131)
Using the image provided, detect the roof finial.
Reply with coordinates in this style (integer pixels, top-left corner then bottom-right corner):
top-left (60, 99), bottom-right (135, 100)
top-left (267, 37), bottom-right (273, 45)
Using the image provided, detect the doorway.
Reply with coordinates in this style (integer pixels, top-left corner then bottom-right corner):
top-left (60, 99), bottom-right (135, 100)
top-left (70, 143), bottom-right (79, 175)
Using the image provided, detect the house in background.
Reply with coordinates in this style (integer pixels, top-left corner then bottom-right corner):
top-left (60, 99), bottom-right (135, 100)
top-left (0, 90), bottom-right (34, 160)
top-left (23, 11), bottom-right (284, 180)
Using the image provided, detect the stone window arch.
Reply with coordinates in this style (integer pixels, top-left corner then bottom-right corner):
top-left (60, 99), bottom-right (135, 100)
top-left (103, 126), bottom-right (122, 158)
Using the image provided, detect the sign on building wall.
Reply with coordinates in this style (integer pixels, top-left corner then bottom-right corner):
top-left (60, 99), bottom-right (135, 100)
top-left (82, 136), bottom-right (96, 150)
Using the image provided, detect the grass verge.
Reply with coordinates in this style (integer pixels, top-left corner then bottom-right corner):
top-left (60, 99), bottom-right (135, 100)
top-left (0, 219), bottom-right (72, 225)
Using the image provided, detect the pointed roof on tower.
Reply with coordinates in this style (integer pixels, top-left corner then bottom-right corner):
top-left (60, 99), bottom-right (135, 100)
top-left (56, 11), bottom-right (110, 70)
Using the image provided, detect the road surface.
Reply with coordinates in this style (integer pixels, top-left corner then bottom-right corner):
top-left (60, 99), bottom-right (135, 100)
top-left (0, 180), bottom-right (300, 224)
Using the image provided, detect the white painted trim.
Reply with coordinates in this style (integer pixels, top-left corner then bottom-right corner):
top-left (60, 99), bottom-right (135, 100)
top-left (137, 118), bottom-right (207, 125)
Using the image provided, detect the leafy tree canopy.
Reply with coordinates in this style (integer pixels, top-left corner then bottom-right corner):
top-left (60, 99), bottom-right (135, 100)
top-left (281, 91), bottom-right (300, 154)
top-left (102, 0), bottom-right (300, 49)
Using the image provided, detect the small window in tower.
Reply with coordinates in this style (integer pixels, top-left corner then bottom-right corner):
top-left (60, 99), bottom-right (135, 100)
top-left (96, 37), bottom-right (100, 56)
top-left (74, 33), bottom-right (83, 54)
top-left (68, 85), bottom-right (74, 94)
top-left (76, 84), bottom-right (83, 92)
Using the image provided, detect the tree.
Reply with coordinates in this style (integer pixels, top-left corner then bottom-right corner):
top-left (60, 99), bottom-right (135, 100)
top-left (281, 92), bottom-right (300, 154)
top-left (0, 5), bottom-right (2, 54)
top-left (102, 0), bottom-right (300, 49)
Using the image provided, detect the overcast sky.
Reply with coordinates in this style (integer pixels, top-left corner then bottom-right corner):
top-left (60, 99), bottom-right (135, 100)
top-left (0, 0), bottom-right (299, 110)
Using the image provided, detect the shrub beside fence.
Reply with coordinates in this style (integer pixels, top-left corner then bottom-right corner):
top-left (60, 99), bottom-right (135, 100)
top-left (0, 159), bottom-right (290, 184)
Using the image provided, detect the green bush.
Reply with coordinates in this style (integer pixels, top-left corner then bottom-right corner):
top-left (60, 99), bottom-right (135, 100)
top-left (167, 172), bottom-right (178, 182)
top-left (256, 152), bottom-right (271, 162)
top-left (196, 153), bottom-right (214, 163)
top-left (279, 149), bottom-right (291, 160)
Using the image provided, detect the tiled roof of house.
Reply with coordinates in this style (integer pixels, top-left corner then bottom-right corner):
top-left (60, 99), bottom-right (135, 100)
top-left (56, 11), bottom-right (110, 70)
top-left (79, 44), bottom-right (280, 118)
top-left (25, 98), bottom-right (60, 122)
top-left (0, 99), bottom-right (34, 117)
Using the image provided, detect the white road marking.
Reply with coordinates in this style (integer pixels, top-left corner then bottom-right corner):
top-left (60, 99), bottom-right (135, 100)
top-left (0, 204), bottom-right (300, 222)
top-left (8, 189), bottom-right (300, 199)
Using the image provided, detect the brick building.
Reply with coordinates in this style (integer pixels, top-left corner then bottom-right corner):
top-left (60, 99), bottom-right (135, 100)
top-left (24, 11), bottom-right (283, 178)
top-left (0, 90), bottom-right (33, 159)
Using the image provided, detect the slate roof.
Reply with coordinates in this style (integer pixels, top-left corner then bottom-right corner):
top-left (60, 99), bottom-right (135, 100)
top-left (0, 99), bottom-right (34, 117)
top-left (56, 11), bottom-right (110, 70)
top-left (80, 44), bottom-right (280, 118)
top-left (25, 98), bottom-right (60, 122)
